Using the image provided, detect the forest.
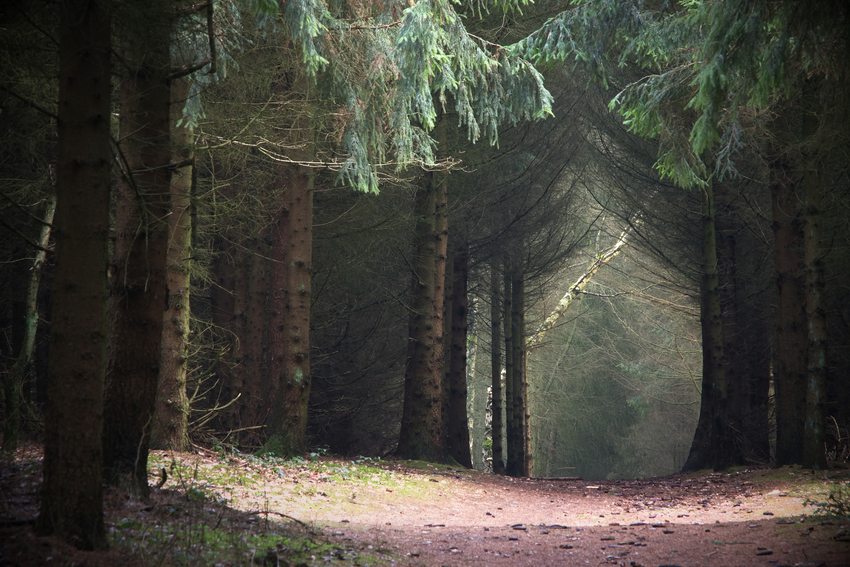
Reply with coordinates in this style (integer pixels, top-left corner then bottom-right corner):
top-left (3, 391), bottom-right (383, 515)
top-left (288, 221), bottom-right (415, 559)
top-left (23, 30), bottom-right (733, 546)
top-left (1, 0), bottom-right (849, 553)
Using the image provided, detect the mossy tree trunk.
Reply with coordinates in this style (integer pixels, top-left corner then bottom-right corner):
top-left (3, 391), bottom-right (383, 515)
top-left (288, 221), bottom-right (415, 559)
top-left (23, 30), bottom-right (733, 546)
top-left (152, 77), bottom-right (194, 452)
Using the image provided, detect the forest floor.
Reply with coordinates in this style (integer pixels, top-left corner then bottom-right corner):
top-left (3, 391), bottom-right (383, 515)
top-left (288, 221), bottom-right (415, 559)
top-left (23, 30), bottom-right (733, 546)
top-left (2, 443), bottom-right (849, 567)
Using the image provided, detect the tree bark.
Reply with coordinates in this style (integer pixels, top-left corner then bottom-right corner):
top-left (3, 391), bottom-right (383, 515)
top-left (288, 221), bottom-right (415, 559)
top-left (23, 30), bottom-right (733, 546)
top-left (769, 113), bottom-right (807, 466)
top-left (490, 265), bottom-right (505, 474)
top-left (267, 162), bottom-right (314, 454)
top-left (508, 276), bottom-right (531, 476)
top-left (503, 270), bottom-right (516, 474)
top-left (397, 175), bottom-right (445, 462)
top-left (37, 0), bottom-right (111, 548)
top-left (397, 109), bottom-right (448, 462)
top-left (801, 79), bottom-right (828, 470)
top-left (152, 77), bottom-right (193, 452)
top-left (3, 195), bottom-right (55, 454)
top-left (239, 235), bottom-right (270, 445)
top-left (682, 180), bottom-right (729, 471)
top-left (714, 181), bottom-right (747, 466)
top-left (446, 251), bottom-right (472, 468)
top-left (103, 1), bottom-right (173, 498)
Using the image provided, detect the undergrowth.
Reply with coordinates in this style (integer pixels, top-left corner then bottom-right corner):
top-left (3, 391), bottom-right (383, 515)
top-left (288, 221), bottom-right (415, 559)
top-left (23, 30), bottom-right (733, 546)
top-left (107, 449), bottom-right (401, 566)
top-left (804, 483), bottom-right (850, 520)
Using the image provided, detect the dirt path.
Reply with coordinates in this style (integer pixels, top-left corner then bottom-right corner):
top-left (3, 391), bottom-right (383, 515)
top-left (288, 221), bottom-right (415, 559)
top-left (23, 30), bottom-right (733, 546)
top-left (2, 447), bottom-right (849, 566)
top-left (253, 458), bottom-right (849, 567)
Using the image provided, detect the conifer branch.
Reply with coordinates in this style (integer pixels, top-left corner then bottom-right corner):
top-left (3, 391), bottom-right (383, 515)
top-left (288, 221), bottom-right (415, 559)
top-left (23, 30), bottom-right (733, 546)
top-left (0, 84), bottom-right (59, 122)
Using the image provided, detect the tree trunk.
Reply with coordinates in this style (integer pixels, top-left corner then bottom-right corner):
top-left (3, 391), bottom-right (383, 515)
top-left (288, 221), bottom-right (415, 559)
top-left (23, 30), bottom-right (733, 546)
top-left (714, 181), bottom-right (747, 466)
top-left (397, 109), bottom-right (448, 462)
top-left (267, 163), bottom-right (314, 455)
top-left (265, 180), bottom-right (288, 439)
top-left (682, 180), bottom-right (728, 471)
top-left (152, 77), bottom-right (193, 452)
top-left (503, 271), bottom-right (516, 474)
top-left (36, 0), bottom-right (111, 548)
top-left (510, 275), bottom-right (529, 476)
top-left (770, 115), bottom-right (807, 466)
top-left (240, 235), bottom-right (270, 445)
top-left (490, 265), bottom-right (505, 474)
top-left (103, 2), bottom-right (172, 498)
top-left (446, 251), bottom-right (472, 467)
top-left (209, 237), bottom-right (246, 437)
top-left (801, 79), bottom-right (828, 470)
top-left (3, 195), bottom-right (55, 454)
top-left (397, 176), bottom-right (445, 461)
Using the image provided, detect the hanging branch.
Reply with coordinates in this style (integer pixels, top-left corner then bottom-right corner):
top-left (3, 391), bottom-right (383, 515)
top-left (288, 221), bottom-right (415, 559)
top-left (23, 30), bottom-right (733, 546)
top-left (526, 227), bottom-right (631, 351)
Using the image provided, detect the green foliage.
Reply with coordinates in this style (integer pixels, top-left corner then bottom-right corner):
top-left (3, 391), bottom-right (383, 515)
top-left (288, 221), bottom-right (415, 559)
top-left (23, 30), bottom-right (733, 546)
top-left (804, 484), bottom-right (850, 520)
top-left (509, 0), bottom-right (848, 189)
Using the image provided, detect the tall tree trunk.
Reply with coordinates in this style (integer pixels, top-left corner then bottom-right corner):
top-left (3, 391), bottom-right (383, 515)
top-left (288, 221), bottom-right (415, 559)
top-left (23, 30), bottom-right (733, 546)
top-left (240, 235), bottom-right (270, 445)
top-left (770, 114), bottom-right (807, 466)
top-left (446, 251), bottom-right (472, 467)
top-left (36, 0), bottom-right (111, 548)
top-left (510, 275), bottom-right (529, 476)
top-left (152, 77), bottom-right (193, 452)
top-left (714, 182), bottom-right (746, 466)
top-left (490, 265), bottom-right (505, 474)
top-left (397, 176), bottom-right (445, 461)
top-left (209, 238), bottom-right (245, 437)
top-left (683, 180), bottom-right (728, 471)
top-left (3, 195), bottom-right (55, 454)
top-left (801, 79), bottom-right (828, 470)
top-left (265, 177), bottom-right (288, 436)
top-left (397, 111), bottom-right (448, 462)
top-left (267, 162), bottom-right (314, 454)
top-left (503, 270), bottom-right (516, 474)
top-left (103, 2), bottom-right (172, 498)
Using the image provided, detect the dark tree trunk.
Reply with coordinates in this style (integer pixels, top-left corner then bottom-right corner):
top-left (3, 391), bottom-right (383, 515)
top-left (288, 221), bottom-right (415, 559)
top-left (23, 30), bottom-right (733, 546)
top-left (715, 182), bottom-right (742, 464)
top-left (239, 235), bottom-right (270, 445)
top-left (397, 109), bottom-right (449, 462)
top-left (152, 77), bottom-right (193, 452)
top-left (490, 265), bottom-right (505, 474)
top-left (209, 237), bottom-right (243, 436)
top-left (267, 163), bottom-right (314, 454)
top-left (103, 1), bottom-right (172, 498)
top-left (266, 179), bottom-right (288, 420)
top-left (503, 270), bottom-right (520, 476)
top-left (37, 0), bottom-right (111, 548)
top-left (683, 181), bottom-right (729, 471)
top-left (801, 79), bottom-right (828, 470)
top-left (770, 121), bottom-right (807, 466)
top-left (397, 176), bottom-right (445, 462)
top-left (446, 251), bottom-right (472, 468)
top-left (510, 275), bottom-right (529, 476)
